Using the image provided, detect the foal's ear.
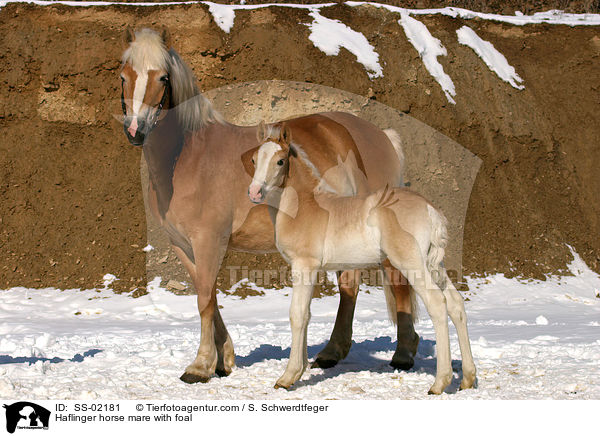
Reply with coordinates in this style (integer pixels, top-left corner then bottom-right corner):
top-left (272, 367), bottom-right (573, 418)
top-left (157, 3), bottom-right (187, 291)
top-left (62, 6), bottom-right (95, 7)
top-left (161, 28), bottom-right (171, 47)
top-left (280, 123), bottom-right (292, 145)
top-left (257, 120), bottom-right (267, 143)
top-left (124, 27), bottom-right (135, 45)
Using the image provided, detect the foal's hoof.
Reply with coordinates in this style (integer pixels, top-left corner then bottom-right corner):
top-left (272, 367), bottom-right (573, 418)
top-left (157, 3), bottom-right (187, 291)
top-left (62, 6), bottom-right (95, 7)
top-left (311, 357), bottom-right (338, 369)
top-left (180, 372), bottom-right (211, 384)
top-left (274, 383), bottom-right (290, 390)
top-left (390, 349), bottom-right (415, 371)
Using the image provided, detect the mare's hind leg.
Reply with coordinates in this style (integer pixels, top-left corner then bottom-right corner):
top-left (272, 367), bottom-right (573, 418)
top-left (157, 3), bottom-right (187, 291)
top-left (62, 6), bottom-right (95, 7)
top-left (440, 272), bottom-right (476, 390)
top-left (382, 259), bottom-right (419, 370)
top-left (312, 270), bottom-right (360, 369)
top-left (214, 304), bottom-right (235, 377)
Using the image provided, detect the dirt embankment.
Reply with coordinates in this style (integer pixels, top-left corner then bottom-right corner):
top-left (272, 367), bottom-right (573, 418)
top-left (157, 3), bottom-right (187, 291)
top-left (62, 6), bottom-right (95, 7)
top-left (1, 2), bottom-right (599, 292)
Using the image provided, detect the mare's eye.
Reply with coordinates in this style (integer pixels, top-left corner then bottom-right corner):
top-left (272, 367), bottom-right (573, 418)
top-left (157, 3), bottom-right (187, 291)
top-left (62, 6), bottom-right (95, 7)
top-left (251, 158), bottom-right (255, 165)
top-left (160, 75), bottom-right (169, 83)
top-left (277, 159), bottom-right (284, 166)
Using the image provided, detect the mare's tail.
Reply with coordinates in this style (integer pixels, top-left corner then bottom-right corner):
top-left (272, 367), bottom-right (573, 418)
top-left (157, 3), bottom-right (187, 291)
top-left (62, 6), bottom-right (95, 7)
top-left (383, 128), bottom-right (405, 185)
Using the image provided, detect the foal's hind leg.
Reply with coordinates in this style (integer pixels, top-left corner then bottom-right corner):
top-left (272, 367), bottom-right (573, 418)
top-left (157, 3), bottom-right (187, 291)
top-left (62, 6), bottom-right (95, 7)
top-left (382, 235), bottom-right (452, 394)
top-left (402, 268), bottom-right (452, 395)
top-left (440, 273), bottom-right (476, 390)
top-left (312, 270), bottom-right (360, 369)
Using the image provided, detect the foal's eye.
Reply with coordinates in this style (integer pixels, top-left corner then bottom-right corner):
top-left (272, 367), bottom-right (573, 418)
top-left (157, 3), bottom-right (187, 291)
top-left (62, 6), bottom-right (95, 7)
top-left (251, 158), bottom-right (255, 165)
top-left (277, 159), bottom-right (284, 166)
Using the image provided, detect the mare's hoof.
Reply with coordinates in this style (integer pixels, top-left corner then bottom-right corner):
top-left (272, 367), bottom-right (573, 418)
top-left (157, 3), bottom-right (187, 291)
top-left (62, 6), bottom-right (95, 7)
top-left (311, 358), bottom-right (338, 369)
top-left (390, 350), bottom-right (415, 371)
top-left (215, 368), bottom-right (232, 378)
top-left (180, 372), bottom-right (211, 384)
top-left (274, 382), bottom-right (291, 390)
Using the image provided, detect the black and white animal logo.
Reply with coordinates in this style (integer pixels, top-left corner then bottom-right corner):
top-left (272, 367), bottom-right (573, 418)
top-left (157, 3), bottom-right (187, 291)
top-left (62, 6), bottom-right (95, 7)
top-left (3, 402), bottom-right (50, 433)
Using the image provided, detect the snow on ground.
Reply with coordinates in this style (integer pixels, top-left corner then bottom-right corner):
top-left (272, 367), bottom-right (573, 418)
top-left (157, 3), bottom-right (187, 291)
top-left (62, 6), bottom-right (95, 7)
top-left (305, 9), bottom-right (383, 79)
top-left (1, 248), bottom-right (599, 400)
top-left (457, 26), bottom-right (524, 89)
top-left (399, 13), bottom-right (456, 104)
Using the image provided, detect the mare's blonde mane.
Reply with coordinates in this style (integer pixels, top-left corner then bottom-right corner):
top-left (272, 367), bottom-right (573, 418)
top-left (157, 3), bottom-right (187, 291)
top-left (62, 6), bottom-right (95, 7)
top-left (123, 28), bottom-right (223, 131)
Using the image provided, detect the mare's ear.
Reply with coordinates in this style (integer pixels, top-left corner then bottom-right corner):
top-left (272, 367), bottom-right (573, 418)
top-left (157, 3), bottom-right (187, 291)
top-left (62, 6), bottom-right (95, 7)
top-left (280, 122), bottom-right (292, 145)
top-left (257, 120), bottom-right (267, 143)
top-left (124, 27), bottom-right (135, 45)
top-left (161, 28), bottom-right (171, 47)
top-left (241, 147), bottom-right (259, 178)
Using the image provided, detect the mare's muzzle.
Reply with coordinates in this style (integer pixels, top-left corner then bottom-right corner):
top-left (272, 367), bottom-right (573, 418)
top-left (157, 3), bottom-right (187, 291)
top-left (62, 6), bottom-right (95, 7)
top-left (121, 76), bottom-right (170, 147)
top-left (124, 117), bottom-right (148, 146)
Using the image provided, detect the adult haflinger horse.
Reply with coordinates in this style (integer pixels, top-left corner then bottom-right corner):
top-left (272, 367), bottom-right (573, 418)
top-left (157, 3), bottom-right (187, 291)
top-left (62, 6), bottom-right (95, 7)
top-left (119, 28), bottom-right (419, 383)
top-left (250, 123), bottom-right (476, 394)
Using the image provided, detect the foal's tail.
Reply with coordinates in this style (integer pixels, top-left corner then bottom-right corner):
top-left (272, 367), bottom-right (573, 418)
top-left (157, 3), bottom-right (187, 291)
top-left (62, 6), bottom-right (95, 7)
top-left (426, 204), bottom-right (449, 290)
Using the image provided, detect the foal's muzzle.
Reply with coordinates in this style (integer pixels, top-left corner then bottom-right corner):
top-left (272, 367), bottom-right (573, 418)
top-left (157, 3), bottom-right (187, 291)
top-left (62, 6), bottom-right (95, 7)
top-left (248, 184), bottom-right (265, 204)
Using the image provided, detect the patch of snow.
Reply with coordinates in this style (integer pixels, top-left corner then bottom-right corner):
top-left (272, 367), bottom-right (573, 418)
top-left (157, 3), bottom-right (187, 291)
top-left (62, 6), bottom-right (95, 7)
top-left (535, 315), bottom-right (549, 325)
top-left (305, 9), bottom-right (383, 79)
top-left (205, 1), bottom-right (236, 33)
top-left (102, 273), bottom-right (118, 289)
top-left (142, 244), bottom-right (154, 252)
top-left (457, 25), bottom-right (524, 89)
top-left (347, 2), bottom-right (600, 27)
top-left (399, 13), bottom-right (456, 104)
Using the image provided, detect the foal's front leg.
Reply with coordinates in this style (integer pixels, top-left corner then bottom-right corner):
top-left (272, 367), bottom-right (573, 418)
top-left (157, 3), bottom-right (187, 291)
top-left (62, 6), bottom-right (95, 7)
top-left (275, 265), bottom-right (317, 389)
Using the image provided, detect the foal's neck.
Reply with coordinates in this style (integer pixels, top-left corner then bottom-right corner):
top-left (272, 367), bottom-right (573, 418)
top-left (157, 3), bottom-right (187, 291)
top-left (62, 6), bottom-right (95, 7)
top-left (287, 153), bottom-right (321, 199)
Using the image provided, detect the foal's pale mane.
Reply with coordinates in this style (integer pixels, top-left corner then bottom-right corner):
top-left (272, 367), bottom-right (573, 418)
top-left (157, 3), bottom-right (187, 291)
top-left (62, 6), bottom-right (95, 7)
top-left (123, 28), bottom-right (223, 131)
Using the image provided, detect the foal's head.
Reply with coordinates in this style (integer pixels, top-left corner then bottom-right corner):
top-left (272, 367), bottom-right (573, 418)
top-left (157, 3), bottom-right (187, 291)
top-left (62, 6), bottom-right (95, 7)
top-left (120, 28), bottom-right (171, 146)
top-left (248, 121), bottom-right (296, 204)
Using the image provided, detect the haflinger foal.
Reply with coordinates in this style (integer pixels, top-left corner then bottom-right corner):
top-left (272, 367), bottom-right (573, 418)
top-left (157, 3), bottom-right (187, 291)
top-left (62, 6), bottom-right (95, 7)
top-left (248, 122), bottom-right (476, 394)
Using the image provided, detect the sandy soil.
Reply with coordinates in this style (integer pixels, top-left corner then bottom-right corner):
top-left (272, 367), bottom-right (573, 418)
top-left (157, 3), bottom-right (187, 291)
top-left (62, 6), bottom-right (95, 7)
top-left (1, 2), bottom-right (599, 293)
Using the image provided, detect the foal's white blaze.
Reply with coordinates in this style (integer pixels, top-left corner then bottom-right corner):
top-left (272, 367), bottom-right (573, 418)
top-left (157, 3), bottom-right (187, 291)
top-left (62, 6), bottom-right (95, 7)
top-left (249, 140), bottom-right (282, 201)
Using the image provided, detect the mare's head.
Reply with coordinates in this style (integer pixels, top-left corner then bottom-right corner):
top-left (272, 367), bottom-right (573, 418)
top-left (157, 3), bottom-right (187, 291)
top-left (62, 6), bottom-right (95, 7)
top-left (120, 28), bottom-right (171, 146)
top-left (248, 121), bottom-right (296, 204)
top-left (120, 28), bottom-right (221, 146)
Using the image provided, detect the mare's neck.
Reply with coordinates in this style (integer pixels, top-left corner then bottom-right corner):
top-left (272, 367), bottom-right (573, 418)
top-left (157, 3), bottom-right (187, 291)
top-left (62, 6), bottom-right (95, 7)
top-left (142, 110), bottom-right (184, 218)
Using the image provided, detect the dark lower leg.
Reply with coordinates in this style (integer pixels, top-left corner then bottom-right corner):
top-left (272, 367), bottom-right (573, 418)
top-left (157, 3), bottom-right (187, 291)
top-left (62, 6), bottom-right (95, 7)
top-left (312, 270), bottom-right (360, 368)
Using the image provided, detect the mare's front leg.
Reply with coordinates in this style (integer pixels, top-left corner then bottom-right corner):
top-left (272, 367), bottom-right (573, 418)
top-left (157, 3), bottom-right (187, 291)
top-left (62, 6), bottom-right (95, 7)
top-left (275, 264), bottom-right (317, 389)
top-left (176, 231), bottom-right (234, 384)
top-left (312, 270), bottom-right (360, 369)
